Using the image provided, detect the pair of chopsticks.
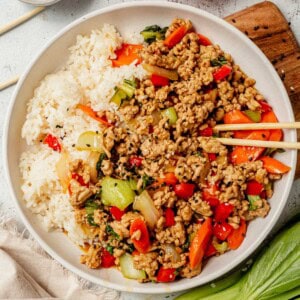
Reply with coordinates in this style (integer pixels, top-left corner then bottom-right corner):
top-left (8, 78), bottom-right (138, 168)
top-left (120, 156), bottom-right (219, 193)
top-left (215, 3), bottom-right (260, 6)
top-left (214, 122), bottom-right (300, 149)
top-left (0, 6), bottom-right (45, 91)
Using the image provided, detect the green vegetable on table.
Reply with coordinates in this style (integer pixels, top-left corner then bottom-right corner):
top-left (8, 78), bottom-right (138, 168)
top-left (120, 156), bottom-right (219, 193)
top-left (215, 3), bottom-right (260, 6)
top-left (140, 25), bottom-right (168, 44)
top-left (101, 176), bottom-right (135, 210)
top-left (176, 220), bottom-right (300, 300)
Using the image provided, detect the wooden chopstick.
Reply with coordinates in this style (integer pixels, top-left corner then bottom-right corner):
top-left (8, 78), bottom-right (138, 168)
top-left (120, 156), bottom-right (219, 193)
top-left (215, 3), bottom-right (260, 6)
top-left (214, 122), bottom-right (300, 131)
top-left (0, 6), bottom-right (45, 36)
top-left (0, 75), bottom-right (19, 91)
top-left (217, 138), bottom-right (300, 149)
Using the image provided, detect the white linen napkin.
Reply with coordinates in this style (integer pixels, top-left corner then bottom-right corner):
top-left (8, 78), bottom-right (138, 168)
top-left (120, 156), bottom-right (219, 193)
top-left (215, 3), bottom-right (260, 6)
top-left (0, 216), bottom-right (120, 300)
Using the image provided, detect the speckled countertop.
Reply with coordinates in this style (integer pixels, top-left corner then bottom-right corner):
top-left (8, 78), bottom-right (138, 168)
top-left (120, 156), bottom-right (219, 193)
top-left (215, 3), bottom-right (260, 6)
top-left (0, 1), bottom-right (299, 299)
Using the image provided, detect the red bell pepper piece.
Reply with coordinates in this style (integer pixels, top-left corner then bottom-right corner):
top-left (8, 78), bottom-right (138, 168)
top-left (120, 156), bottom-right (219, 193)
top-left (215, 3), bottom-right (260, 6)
top-left (110, 206), bottom-right (125, 221)
top-left (213, 222), bottom-right (233, 241)
top-left (151, 74), bottom-right (170, 87)
top-left (111, 43), bottom-right (143, 67)
top-left (228, 219), bottom-right (247, 250)
top-left (213, 65), bottom-right (232, 81)
top-left (259, 100), bottom-right (272, 113)
top-left (71, 173), bottom-right (88, 187)
top-left (101, 248), bottom-right (115, 268)
top-left (198, 33), bottom-right (212, 46)
top-left (214, 203), bottom-right (234, 222)
top-left (130, 219), bottom-right (150, 254)
top-left (246, 180), bottom-right (264, 195)
top-left (129, 156), bottom-right (143, 167)
top-left (189, 218), bottom-right (213, 269)
top-left (164, 25), bottom-right (189, 48)
top-left (204, 242), bottom-right (217, 257)
top-left (260, 190), bottom-right (267, 199)
top-left (202, 183), bottom-right (219, 207)
top-left (77, 104), bottom-right (111, 127)
top-left (43, 134), bottom-right (61, 152)
top-left (205, 197), bottom-right (220, 207)
top-left (199, 127), bottom-right (213, 137)
top-left (162, 172), bottom-right (178, 186)
top-left (174, 183), bottom-right (195, 199)
top-left (207, 153), bottom-right (217, 162)
top-left (165, 208), bottom-right (175, 227)
top-left (156, 267), bottom-right (177, 282)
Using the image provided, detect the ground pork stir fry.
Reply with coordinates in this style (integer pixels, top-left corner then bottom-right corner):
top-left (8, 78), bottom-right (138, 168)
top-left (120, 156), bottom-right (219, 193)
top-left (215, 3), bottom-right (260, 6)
top-left (52, 19), bottom-right (290, 283)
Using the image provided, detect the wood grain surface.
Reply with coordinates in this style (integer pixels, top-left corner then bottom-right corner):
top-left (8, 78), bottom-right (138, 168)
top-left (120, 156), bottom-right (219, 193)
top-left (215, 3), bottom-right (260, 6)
top-left (224, 1), bottom-right (300, 177)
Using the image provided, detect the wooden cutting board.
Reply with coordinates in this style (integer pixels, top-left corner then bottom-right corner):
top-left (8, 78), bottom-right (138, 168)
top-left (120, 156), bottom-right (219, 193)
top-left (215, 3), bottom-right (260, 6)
top-left (224, 1), bottom-right (300, 178)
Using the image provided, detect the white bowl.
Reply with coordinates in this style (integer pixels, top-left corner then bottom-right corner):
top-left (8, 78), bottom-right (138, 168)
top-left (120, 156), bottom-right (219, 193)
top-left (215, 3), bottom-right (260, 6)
top-left (3, 1), bottom-right (297, 294)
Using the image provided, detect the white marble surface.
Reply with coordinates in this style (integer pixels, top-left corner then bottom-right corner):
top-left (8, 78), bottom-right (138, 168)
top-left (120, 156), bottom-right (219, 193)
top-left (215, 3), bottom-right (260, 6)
top-left (0, 0), bottom-right (299, 299)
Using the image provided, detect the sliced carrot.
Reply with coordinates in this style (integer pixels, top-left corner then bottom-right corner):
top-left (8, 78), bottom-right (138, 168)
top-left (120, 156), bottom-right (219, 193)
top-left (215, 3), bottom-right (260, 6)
top-left (228, 219), bottom-right (247, 250)
top-left (77, 104), bottom-right (111, 127)
top-left (260, 156), bottom-right (291, 174)
top-left (231, 130), bottom-right (270, 164)
top-left (111, 44), bottom-right (143, 67)
top-left (164, 25), bottom-right (188, 48)
top-left (189, 218), bottom-right (213, 269)
top-left (261, 110), bottom-right (283, 141)
top-left (233, 130), bottom-right (253, 139)
top-left (224, 110), bottom-right (253, 124)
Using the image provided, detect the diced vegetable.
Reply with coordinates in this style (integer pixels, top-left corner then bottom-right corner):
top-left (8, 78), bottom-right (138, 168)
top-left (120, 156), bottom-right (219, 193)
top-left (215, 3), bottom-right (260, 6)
top-left (140, 25), bottom-right (168, 44)
top-left (165, 208), bottom-right (175, 227)
top-left (198, 33), bottom-right (212, 46)
top-left (101, 248), bottom-right (115, 268)
top-left (111, 78), bottom-right (137, 107)
top-left (151, 74), bottom-right (169, 86)
top-left (259, 100), bottom-right (272, 113)
top-left (207, 153), bottom-right (217, 162)
top-left (110, 88), bottom-right (127, 107)
top-left (111, 43), bottom-right (143, 67)
top-left (164, 25), bottom-right (189, 48)
top-left (71, 173), bottom-right (88, 187)
top-left (76, 131), bottom-right (103, 152)
top-left (204, 197), bottom-right (220, 207)
top-left (161, 107), bottom-right (178, 125)
top-left (143, 63), bottom-right (178, 81)
top-left (129, 156), bottom-right (143, 167)
top-left (174, 183), bottom-right (195, 199)
top-left (244, 110), bottom-right (261, 123)
top-left (106, 224), bottom-right (120, 239)
top-left (110, 206), bottom-right (125, 221)
top-left (227, 218), bottom-right (247, 250)
top-left (158, 172), bottom-right (178, 186)
top-left (77, 104), bottom-right (111, 127)
top-left (210, 56), bottom-right (227, 67)
top-left (141, 174), bottom-right (154, 190)
top-left (129, 178), bottom-right (138, 191)
top-left (260, 156), bottom-right (291, 174)
top-left (246, 180), bottom-right (264, 195)
top-left (157, 267), bottom-right (177, 283)
top-left (96, 152), bottom-right (107, 179)
top-left (212, 239), bottom-right (228, 254)
top-left (55, 151), bottom-right (71, 193)
top-left (189, 218), bottom-right (213, 269)
top-left (85, 199), bottom-right (100, 226)
top-left (224, 110), bottom-right (253, 124)
top-left (130, 218), bottom-right (150, 253)
top-left (86, 152), bottom-right (101, 183)
top-left (44, 134), bottom-right (61, 152)
top-left (213, 65), bottom-right (232, 81)
top-left (101, 177), bottom-right (135, 210)
top-left (199, 127), bottom-right (213, 137)
top-left (213, 222), bottom-right (233, 241)
top-left (261, 110), bottom-right (283, 141)
top-left (133, 190), bottom-right (161, 228)
top-left (214, 203), bottom-right (234, 222)
top-left (119, 253), bottom-right (146, 280)
top-left (163, 244), bottom-right (181, 263)
top-left (205, 242), bottom-right (217, 257)
top-left (247, 195), bottom-right (261, 211)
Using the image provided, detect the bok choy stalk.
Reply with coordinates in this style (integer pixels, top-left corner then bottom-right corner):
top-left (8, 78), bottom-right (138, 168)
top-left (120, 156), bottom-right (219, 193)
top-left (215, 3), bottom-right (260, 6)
top-left (176, 221), bottom-right (300, 300)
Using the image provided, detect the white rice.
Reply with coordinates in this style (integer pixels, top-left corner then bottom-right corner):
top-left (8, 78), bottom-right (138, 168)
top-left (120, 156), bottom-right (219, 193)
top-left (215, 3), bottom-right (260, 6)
top-left (20, 24), bottom-right (147, 245)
